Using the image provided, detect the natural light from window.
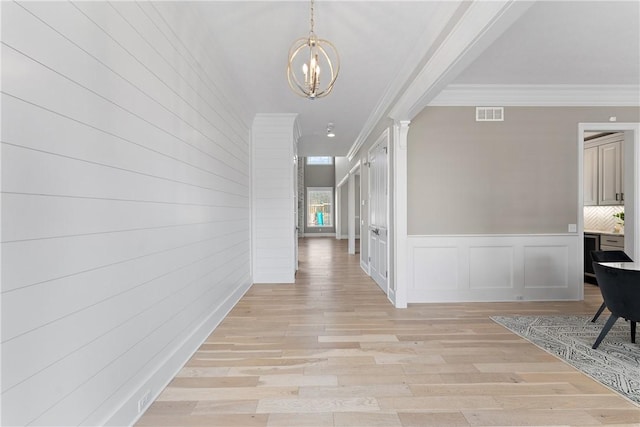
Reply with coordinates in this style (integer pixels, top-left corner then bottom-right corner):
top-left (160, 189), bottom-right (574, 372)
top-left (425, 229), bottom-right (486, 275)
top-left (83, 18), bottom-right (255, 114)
top-left (306, 156), bottom-right (333, 165)
top-left (307, 187), bottom-right (333, 227)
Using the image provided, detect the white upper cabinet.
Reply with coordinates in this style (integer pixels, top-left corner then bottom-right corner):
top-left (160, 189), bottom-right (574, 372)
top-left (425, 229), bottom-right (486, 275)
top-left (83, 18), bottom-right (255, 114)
top-left (584, 133), bottom-right (624, 206)
top-left (583, 146), bottom-right (598, 206)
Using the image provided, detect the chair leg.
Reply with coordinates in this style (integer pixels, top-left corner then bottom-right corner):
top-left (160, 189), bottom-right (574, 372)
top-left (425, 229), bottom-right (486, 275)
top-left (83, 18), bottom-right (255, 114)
top-left (631, 321), bottom-right (636, 344)
top-left (591, 302), bottom-right (607, 323)
top-left (592, 315), bottom-right (619, 349)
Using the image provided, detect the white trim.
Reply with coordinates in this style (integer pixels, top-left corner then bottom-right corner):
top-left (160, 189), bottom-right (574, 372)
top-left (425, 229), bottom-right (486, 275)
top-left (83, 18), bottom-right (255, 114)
top-left (303, 233), bottom-right (336, 237)
top-left (111, 278), bottom-right (252, 426)
top-left (361, 259), bottom-right (370, 275)
top-left (348, 170), bottom-right (356, 254)
top-left (392, 121), bottom-right (410, 308)
top-left (430, 84), bottom-right (640, 106)
top-left (345, 2), bottom-right (461, 161)
top-left (349, 161), bottom-right (361, 176)
top-left (347, 161), bottom-right (361, 255)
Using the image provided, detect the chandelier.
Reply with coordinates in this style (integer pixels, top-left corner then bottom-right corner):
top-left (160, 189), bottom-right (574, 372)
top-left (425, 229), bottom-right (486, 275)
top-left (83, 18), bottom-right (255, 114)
top-left (287, 0), bottom-right (340, 100)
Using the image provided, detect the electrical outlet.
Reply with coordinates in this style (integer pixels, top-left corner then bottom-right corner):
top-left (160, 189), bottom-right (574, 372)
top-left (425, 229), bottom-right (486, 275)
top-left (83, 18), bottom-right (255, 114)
top-left (568, 224), bottom-right (577, 233)
top-left (515, 295), bottom-right (523, 300)
top-left (137, 390), bottom-right (152, 413)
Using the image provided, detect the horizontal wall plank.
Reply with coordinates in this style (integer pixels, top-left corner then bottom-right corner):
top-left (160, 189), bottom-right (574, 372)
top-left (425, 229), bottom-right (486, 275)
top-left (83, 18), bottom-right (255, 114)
top-left (2, 229), bottom-right (249, 341)
top-left (3, 245), bottom-right (250, 392)
top-left (2, 95), bottom-right (249, 187)
top-left (1, 1), bottom-right (252, 425)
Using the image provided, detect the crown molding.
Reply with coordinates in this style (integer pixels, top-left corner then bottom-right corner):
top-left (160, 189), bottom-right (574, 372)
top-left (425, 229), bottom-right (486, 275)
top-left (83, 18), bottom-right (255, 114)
top-left (429, 84), bottom-right (640, 106)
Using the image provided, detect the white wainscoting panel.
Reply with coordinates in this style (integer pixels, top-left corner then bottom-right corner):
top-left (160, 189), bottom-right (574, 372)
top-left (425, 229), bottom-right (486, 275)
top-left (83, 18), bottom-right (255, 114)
top-left (411, 247), bottom-right (459, 290)
top-left (523, 245), bottom-right (569, 288)
top-left (469, 246), bottom-right (514, 289)
top-left (408, 235), bottom-right (581, 302)
top-left (1, 2), bottom-right (252, 426)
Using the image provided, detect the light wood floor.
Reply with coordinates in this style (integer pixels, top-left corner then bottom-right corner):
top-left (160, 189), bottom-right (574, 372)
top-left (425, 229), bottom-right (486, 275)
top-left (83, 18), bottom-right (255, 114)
top-left (137, 238), bottom-right (640, 427)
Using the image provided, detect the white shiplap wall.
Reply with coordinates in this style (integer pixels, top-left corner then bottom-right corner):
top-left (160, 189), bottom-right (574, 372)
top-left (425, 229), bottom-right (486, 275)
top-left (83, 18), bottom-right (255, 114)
top-left (252, 114), bottom-right (299, 284)
top-left (1, 2), bottom-right (252, 425)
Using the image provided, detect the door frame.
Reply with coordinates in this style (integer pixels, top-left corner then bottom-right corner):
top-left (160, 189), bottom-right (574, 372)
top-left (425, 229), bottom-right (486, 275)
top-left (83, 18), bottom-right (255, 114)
top-left (336, 174), bottom-right (349, 240)
top-left (578, 123), bottom-right (639, 282)
top-left (348, 161), bottom-right (361, 255)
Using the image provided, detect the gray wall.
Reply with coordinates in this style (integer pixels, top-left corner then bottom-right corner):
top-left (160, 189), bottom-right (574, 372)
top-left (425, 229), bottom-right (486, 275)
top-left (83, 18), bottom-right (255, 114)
top-left (1, 3), bottom-right (251, 425)
top-left (304, 160), bottom-right (336, 234)
top-left (408, 106), bottom-right (640, 235)
top-left (334, 156), bottom-right (350, 184)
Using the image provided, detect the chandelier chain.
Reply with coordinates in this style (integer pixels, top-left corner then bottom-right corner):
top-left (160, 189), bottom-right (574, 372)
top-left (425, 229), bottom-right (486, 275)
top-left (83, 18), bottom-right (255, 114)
top-left (310, 0), bottom-right (315, 34)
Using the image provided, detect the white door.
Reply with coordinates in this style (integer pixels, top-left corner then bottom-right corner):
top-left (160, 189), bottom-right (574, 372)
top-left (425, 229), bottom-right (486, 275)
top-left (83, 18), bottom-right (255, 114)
top-left (368, 139), bottom-right (388, 293)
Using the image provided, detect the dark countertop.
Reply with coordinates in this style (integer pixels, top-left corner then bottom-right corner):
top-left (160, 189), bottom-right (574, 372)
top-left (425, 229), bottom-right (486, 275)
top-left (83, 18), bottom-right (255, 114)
top-left (585, 229), bottom-right (624, 237)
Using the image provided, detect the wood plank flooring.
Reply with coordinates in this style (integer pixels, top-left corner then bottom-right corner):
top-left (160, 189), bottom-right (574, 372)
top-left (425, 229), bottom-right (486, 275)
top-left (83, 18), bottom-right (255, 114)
top-left (137, 238), bottom-right (640, 427)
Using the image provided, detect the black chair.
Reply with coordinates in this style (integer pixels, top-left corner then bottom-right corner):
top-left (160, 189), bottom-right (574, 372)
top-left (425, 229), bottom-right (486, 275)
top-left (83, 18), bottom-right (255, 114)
top-left (591, 262), bottom-right (640, 349)
top-left (589, 250), bottom-right (633, 322)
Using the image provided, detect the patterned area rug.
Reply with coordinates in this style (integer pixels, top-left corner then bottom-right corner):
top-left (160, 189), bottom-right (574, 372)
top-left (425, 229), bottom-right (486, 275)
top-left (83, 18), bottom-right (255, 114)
top-left (491, 315), bottom-right (640, 405)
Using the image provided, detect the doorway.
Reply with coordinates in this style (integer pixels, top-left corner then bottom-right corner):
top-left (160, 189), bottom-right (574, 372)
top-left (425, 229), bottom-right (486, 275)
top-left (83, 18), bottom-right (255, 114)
top-left (579, 123), bottom-right (639, 279)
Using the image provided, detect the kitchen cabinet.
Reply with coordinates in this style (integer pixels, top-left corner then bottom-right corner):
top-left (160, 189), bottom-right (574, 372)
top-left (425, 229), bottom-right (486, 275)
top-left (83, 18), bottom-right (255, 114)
top-left (584, 232), bottom-right (625, 281)
top-left (584, 133), bottom-right (624, 206)
top-left (584, 233), bottom-right (599, 280)
top-left (583, 146), bottom-right (598, 206)
top-left (600, 234), bottom-right (624, 251)
top-left (598, 140), bottom-right (624, 205)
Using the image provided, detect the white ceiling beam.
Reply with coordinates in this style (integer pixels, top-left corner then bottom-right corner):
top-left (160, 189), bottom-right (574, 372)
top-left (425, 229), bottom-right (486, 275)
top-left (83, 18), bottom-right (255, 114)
top-left (389, 0), bottom-right (534, 121)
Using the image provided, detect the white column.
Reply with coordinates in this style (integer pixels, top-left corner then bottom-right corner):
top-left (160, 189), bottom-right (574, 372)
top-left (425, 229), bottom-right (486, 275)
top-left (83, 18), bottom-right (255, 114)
top-left (393, 120), bottom-right (410, 308)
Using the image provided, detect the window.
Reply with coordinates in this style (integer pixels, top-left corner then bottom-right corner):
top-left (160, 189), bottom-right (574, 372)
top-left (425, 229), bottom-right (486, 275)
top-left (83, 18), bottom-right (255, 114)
top-left (306, 156), bottom-right (333, 165)
top-left (307, 187), bottom-right (333, 227)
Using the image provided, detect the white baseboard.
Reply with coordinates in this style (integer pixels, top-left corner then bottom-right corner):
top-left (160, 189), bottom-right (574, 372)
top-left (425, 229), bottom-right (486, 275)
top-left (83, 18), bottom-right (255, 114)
top-left (106, 277), bottom-right (252, 426)
top-left (304, 233), bottom-right (335, 237)
top-left (360, 259), bottom-right (370, 275)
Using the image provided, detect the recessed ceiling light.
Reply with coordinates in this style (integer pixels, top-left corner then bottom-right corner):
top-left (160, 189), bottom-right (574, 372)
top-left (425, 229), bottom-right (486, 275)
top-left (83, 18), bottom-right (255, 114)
top-left (327, 123), bottom-right (335, 138)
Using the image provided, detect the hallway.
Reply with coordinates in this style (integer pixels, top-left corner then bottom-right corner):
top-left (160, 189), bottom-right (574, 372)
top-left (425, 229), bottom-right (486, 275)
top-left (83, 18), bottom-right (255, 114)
top-left (137, 238), bottom-right (639, 426)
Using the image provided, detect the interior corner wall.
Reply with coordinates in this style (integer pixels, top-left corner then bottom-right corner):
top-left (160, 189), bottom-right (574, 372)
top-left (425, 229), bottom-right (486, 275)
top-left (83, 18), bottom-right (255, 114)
top-left (408, 106), bottom-right (640, 235)
top-left (1, 2), bottom-right (252, 426)
top-left (303, 161), bottom-right (336, 235)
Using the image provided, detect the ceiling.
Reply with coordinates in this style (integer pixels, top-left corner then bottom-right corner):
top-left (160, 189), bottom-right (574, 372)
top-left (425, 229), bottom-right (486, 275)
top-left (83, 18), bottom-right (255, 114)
top-left (195, 1), bottom-right (640, 157)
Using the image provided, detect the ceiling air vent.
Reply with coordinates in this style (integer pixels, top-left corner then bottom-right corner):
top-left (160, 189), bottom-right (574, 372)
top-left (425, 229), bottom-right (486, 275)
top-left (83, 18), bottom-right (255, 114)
top-left (476, 107), bottom-right (504, 122)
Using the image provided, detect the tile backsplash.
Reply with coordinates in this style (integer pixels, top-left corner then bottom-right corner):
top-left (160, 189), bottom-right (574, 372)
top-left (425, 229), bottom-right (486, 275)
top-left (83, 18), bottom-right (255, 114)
top-left (584, 205), bottom-right (624, 232)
